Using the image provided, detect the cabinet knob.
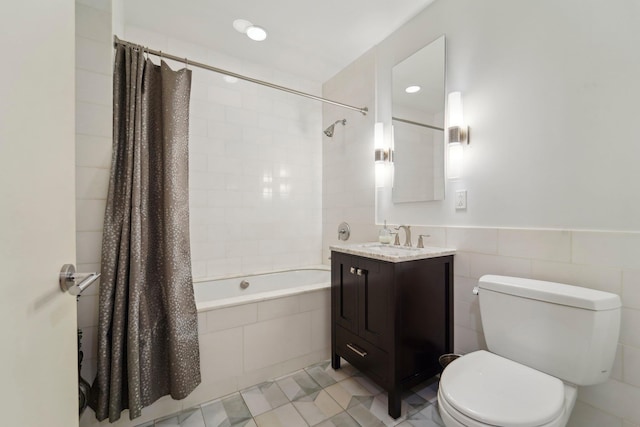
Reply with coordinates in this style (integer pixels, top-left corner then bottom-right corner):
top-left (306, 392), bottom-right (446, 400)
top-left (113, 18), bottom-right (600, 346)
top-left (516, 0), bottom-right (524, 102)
top-left (350, 267), bottom-right (356, 274)
top-left (356, 268), bottom-right (363, 276)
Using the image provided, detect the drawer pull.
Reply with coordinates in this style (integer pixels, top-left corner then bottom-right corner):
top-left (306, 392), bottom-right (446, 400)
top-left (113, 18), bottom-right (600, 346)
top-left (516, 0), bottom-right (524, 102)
top-left (346, 343), bottom-right (368, 358)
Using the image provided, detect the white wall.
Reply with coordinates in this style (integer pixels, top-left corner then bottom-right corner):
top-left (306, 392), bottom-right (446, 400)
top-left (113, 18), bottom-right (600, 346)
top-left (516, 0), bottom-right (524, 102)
top-left (376, 0), bottom-right (640, 231)
top-left (323, 0), bottom-right (640, 425)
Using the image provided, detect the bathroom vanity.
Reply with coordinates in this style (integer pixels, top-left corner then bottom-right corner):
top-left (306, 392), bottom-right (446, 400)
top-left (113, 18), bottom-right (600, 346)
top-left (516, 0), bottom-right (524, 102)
top-left (330, 242), bottom-right (455, 419)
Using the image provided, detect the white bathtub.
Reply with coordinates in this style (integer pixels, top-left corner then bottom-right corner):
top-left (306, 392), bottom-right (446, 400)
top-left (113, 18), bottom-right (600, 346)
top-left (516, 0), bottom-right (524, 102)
top-left (194, 266), bottom-right (331, 311)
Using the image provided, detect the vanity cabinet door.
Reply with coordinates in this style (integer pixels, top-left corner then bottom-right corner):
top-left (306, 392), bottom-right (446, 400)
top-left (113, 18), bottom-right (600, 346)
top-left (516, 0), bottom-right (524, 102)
top-left (357, 257), bottom-right (393, 351)
top-left (331, 253), bottom-right (358, 334)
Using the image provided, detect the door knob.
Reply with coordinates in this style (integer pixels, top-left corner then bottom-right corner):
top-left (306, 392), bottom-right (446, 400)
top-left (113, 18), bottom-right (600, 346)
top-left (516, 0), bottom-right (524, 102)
top-left (59, 264), bottom-right (100, 296)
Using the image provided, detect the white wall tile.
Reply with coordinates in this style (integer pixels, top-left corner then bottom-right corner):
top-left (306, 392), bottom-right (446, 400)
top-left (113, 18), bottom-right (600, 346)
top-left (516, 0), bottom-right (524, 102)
top-left (579, 379), bottom-right (640, 425)
top-left (77, 294), bottom-right (99, 328)
top-left (573, 232), bottom-right (640, 270)
top-left (445, 227), bottom-right (498, 254)
top-left (76, 134), bottom-right (112, 169)
top-left (76, 5), bottom-right (111, 44)
top-left (567, 400), bottom-right (622, 427)
top-left (257, 296), bottom-right (300, 321)
top-left (244, 312), bottom-right (312, 372)
top-left (311, 308), bottom-right (331, 352)
top-left (624, 345), bottom-right (640, 388)
top-left (76, 166), bottom-right (110, 200)
top-left (621, 308), bottom-right (640, 348)
top-left (498, 229), bottom-right (571, 262)
top-left (468, 253), bottom-right (532, 279)
top-left (76, 199), bottom-right (106, 231)
top-left (76, 37), bottom-right (111, 75)
top-left (76, 69), bottom-right (111, 105)
top-left (76, 231), bottom-right (102, 264)
top-left (531, 260), bottom-right (622, 295)
top-left (76, 101), bottom-right (112, 138)
top-left (623, 270), bottom-right (640, 310)
top-left (453, 252), bottom-right (471, 277)
top-left (300, 289), bottom-right (330, 312)
top-left (454, 276), bottom-right (479, 304)
top-left (196, 328), bottom-right (243, 400)
top-left (204, 304), bottom-right (257, 333)
top-left (612, 344), bottom-right (623, 382)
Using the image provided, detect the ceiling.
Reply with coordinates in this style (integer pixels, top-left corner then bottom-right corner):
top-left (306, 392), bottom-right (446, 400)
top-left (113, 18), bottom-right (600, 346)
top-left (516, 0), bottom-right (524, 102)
top-left (124, 0), bottom-right (435, 83)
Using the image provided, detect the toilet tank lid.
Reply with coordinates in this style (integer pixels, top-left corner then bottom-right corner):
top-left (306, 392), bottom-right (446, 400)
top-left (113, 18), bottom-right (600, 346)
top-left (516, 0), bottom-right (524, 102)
top-left (478, 275), bottom-right (621, 311)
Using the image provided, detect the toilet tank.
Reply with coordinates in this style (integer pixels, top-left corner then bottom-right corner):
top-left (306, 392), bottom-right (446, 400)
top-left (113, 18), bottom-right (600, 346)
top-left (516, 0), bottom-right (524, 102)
top-left (478, 275), bottom-right (621, 386)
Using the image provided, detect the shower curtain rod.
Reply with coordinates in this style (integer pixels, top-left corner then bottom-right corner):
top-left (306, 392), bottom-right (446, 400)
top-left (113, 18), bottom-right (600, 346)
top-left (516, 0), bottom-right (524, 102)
top-left (114, 36), bottom-right (368, 115)
top-left (392, 117), bottom-right (444, 132)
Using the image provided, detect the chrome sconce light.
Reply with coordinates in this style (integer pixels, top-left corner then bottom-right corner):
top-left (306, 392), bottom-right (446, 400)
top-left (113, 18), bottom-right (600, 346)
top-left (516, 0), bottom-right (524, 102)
top-left (447, 92), bottom-right (469, 144)
top-left (447, 92), bottom-right (469, 179)
top-left (374, 122), bottom-right (393, 163)
top-left (374, 122), bottom-right (393, 188)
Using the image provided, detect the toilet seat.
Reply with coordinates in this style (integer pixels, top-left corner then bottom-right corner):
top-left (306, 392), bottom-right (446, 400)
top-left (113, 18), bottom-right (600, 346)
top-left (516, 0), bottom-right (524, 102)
top-left (439, 351), bottom-right (568, 427)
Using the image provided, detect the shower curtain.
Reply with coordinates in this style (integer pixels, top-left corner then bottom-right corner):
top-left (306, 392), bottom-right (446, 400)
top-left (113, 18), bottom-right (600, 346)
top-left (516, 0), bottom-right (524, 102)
top-left (89, 44), bottom-right (201, 422)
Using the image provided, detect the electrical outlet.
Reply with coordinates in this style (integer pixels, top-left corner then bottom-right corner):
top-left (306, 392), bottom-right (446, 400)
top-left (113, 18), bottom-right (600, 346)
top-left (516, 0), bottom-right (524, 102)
top-left (455, 190), bottom-right (467, 210)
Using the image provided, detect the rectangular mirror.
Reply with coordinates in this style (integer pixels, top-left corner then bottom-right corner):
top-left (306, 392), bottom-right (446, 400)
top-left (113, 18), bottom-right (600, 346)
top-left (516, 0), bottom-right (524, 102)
top-left (391, 36), bottom-right (445, 203)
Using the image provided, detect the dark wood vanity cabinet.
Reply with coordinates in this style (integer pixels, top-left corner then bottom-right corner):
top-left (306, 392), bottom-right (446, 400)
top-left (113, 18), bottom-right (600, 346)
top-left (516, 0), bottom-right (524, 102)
top-left (331, 251), bottom-right (454, 419)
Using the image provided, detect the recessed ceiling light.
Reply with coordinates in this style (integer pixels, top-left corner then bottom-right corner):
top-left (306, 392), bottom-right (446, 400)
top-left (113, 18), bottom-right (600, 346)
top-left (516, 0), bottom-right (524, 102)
top-left (233, 19), bottom-right (268, 42)
top-left (405, 85), bottom-right (421, 94)
top-left (246, 25), bottom-right (267, 42)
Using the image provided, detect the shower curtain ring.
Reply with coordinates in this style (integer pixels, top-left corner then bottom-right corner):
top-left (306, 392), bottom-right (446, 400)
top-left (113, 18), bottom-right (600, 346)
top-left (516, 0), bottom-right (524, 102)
top-left (185, 57), bottom-right (189, 69)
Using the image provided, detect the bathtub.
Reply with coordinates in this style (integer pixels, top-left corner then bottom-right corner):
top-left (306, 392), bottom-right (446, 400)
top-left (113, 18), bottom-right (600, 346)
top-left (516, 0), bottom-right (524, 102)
top-left (183, 266), bottom-right (333, 413)
top-left (194, 266), bottom-right (331, 311)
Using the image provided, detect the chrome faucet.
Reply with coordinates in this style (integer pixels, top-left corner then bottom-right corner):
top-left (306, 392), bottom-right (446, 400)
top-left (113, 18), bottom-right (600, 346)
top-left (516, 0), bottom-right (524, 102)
top-left (395, 225), bottom-right (412, 247)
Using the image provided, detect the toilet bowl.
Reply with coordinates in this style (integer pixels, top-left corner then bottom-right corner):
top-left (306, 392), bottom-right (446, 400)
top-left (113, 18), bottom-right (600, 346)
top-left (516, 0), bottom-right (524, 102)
top-left (437, 351), bottom-right (576, 427)
top-left (437, 275), bottom-right (620, 427)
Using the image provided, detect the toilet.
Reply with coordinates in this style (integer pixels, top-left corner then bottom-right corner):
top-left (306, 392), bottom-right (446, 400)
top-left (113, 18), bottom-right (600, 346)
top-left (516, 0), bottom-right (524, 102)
top-left (438, 275), bottom-right (621, 427)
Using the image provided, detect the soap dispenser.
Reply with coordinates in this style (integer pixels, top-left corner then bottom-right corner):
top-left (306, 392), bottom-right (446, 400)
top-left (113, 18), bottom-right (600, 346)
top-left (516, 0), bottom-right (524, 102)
top-left (379, 220), bottom-right (392, 244)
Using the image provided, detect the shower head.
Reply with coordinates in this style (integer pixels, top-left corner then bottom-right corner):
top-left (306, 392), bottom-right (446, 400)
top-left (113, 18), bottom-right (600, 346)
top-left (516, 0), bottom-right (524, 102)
top-left (324, 119), bottom-right (347, 137)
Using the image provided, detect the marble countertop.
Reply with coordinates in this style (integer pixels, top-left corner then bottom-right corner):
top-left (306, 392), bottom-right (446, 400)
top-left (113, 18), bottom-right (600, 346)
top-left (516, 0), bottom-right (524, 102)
top-left (330, 242), bottom-right (456, 263)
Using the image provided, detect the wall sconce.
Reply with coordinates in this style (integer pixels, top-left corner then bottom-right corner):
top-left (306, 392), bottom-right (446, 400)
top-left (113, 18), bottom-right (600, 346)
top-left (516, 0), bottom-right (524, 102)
top-left (374, 122), bottom-right (393, 188)
top-left (374, 122), bottom-right (392, 163)
top-left (447, 92), bottom-right (468, 144)
top-left (447, 92), bottom-right (469, 179)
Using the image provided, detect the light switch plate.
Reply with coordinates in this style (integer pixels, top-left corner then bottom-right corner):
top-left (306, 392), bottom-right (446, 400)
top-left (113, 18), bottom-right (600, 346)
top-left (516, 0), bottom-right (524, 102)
top-left (455, 190), bottom-right (467, 210)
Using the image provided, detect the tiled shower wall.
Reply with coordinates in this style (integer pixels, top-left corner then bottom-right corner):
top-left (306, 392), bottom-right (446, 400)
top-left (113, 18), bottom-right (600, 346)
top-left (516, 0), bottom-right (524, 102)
top-left (75, 0), bottom-right (324, 410)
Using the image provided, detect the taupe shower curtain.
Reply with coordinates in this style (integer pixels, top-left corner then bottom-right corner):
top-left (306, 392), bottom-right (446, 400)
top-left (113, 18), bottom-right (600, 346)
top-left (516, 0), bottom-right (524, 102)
top-left (89, 45), bottom-right (201, 422)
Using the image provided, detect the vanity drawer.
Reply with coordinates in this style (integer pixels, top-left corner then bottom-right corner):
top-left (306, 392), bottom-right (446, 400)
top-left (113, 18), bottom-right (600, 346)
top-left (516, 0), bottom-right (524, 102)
top-left (335, 325), bottom-right (389, 386)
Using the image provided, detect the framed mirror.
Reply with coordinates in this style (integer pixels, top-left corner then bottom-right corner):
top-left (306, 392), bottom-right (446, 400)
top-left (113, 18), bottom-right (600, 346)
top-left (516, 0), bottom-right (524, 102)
top-left (391, 36), bottom-right (445, 203)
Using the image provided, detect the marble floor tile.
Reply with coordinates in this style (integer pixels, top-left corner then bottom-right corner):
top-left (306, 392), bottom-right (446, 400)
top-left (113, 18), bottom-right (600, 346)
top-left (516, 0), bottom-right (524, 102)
top-left (142, 360), bottom-right (443, 427)
top-left (254, 403), bottom-right (308, 427)
top-left (155, 407), bottom-right (206, 427)
top-left (305, 360), bottom-right (357, 388)
top-left (314, 411), bottom-right (362, 427)
top-left (276, 369), bottom-right (323, 401)
top-left (292, 390), bottom-right (343, 426)
top-left (411, 379), bottom-right (439, 405)
top-left (241, 381), bottom-right (289, 417)
top-left (324, 377), bottom-right (377, 410)
top-left (202, 392), bottom-right (254, 427)
top-left (397, 403), bottom-right (444, 427)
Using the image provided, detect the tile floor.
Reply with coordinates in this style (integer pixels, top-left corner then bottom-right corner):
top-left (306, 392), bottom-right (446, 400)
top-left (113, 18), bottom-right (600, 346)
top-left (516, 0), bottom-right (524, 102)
top-left (137, 360), bottom-right (444, 427)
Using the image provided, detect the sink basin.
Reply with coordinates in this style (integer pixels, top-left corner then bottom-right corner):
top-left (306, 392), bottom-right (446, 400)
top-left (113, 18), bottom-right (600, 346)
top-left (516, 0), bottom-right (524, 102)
top-left (330, 242), bottom-right (456, 263)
